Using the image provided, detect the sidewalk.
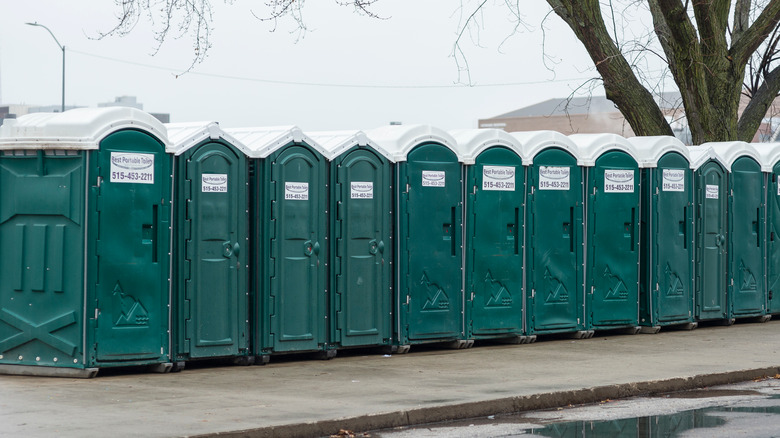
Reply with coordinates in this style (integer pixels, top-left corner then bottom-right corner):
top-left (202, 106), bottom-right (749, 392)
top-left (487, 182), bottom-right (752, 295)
top-left (2, 321), bottom-right (780, 438)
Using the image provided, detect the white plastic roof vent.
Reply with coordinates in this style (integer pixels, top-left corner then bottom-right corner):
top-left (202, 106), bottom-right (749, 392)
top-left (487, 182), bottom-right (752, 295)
top-left (448, 129), bottom-right (522, 165)
top-left (703, 141), bottom-right (761, 172)
top-left (307, 130), bottom-right (395, 162)
top-left (225, 126), bottom-right (328, 159)
top-left (0, 107), bottom-right (171, 151)
top-left (365, 124), bottom-right (462, 163)
top-left (569, 133), bottom-right (639, 167)
top-left (165, 121), bottom-right (252, 157)
top-left (627, 136), bottom-right (690, 168)
top-left (509, 130), bottom-right (583, 166)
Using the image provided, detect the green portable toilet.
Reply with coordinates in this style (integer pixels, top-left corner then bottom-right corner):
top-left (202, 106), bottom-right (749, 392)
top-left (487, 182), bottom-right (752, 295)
top-left (511, 131), bottom-right (589, 338)
top-left (572, 133), bottom-right (641, 333)
top-left (368, 125), bottom-right (468, 352)
top-left (227, 126), bottom-right (330, 362)
top-left (0, 108), bottom-right (174, 377)
top-left (450, 128), bottom-right (529, 343)
top-left (760, 143), bottom-right (780, 315)
top-left (708, 142), bottom-right (768, 322)
top-left (629, 136), bottom-right (696, 333)
top-left (688, 145), bottom-right (730, 323)
top-left (308, 131), bottom-right (394, 350)
top-left (166, 122), bottom-right (253, 367)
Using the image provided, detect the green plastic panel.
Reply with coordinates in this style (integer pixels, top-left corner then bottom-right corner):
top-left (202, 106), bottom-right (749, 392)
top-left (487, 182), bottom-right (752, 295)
top-left (639, 153), bottom-right (694, 327)
top-left (175, 141), bottom-right (248, 360)
top-left (695, 161), bottom-right (728, 321)
top-left (729, 157), bottom-right (765, 318)
top-left (256, 144), bottom-right (327, 354)
top-left (465, 147), bottom-right (524, 338)
top-left (331, 147), bottom-right (392, 348)
top-left (90, 130), bottom-right (171, 365)
top-left (768, 163), bottom-right (780, 314)
top-left (587, 151), bottom-right (640, 329)
top-left (397, 143), bottom-right (463, 344)
top-left (0, 151), bottom-right (86, 368)
top-left (526, 148), bottom-right (585, 334)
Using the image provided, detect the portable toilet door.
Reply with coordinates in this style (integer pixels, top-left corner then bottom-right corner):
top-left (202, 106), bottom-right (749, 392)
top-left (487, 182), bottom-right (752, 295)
top-left (451, 129), bottom-right (527, 343)
top-left (228, 126), bottom-right (330, 361)
top-left (573, 134), bottom-right (641, 333)
top-left (629, 136), bottom-right (696, 333)
top-left (309, 131), bottom-right (393, 350)
top-left (368, 125), bottom-right (467, 351)
top-left (761, 143), bottom-right (780, 316)
top-left (0, 108), bottom-right (174, 377)
top-left (166, 122), bottom-right (252, 366)
top-left (709, 142), bottom-right (768, 322)
top-left (689, 145), bottom-right (730, 322)
top-left (512, 131), bottom-right (588, 338)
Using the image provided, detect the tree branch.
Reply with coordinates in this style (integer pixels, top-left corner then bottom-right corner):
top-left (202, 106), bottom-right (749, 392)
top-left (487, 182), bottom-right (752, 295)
top-left (730, 0), bottom-right (780, 66)
top-left (546, 0), bottom-right (673, 136)
top-left (739, 63), bottom-right (780, 140)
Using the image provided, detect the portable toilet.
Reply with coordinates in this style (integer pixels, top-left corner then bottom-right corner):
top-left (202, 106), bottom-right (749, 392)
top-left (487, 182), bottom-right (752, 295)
top-left (629, 136), bottom-right (696, 333)
top-left (450, 129), bottom-right (528, 343)
top-left (512, 131), bottom-right (589, 338)
top-left (708, 142), bottom-right (768, 322)
top-left (688, 145), bottom-right (730, 323)
top-left (0, 108), bottom-right (174, 377)
top-left (367, 125), bottom-right (467, 352)
top-left (571, 133), bottom-right (641, 333)
top-left (165, 122), bottom-right (253, 367)
top-left (308, 131), bottom-right (394, 351)
top-left (227, 126), bottom-right (331, 362)
top-left (759, 143), bottom-right (780, 316)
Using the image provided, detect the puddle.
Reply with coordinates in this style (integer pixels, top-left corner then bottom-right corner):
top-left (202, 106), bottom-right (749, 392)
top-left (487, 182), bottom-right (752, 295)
top-left (658, 389), bottom-right (765, 398)
top-left (525, 403), bottom-right (780, 437)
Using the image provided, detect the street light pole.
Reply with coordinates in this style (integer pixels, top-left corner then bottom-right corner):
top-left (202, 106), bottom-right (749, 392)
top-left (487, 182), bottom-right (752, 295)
top-left (26, 22), bottom-right (65, 113)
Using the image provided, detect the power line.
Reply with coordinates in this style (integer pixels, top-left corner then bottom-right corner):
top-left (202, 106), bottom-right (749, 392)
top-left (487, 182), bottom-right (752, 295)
top-left (68, 48), bottom-right (595, 89)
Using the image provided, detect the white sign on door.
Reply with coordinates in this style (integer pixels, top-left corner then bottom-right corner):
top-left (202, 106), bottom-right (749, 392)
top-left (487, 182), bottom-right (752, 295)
top-left (538, 166), bottom-right (570, 190)
top-left (662, 169), bottom-right (685, 192)
top-left (285, 182), bottom-right (309, 200)
top-left (422, 170), bottom-right (446, 187)
top-left (350, 181), bottom-right (374, 199)
top-left (482, 165), bottom-right (516, 191)
top-left (202, 174), bottom-right (228, 193)
top-left (109, 152), bottom-right (155, 184)
top-left (706, 184), bottom-right (719, 199)
top-left (604, 169), bottom-right (634, 193)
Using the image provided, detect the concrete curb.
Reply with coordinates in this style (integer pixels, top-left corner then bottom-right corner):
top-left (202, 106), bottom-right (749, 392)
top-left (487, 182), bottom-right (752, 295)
top-left (192, 366), bottom-right (780, 438)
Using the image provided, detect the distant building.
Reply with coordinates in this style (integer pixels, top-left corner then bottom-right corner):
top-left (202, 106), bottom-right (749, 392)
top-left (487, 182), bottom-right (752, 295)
top-left (479, 92), bottom-right (780, 144)
top-left (0, 96), bottom-right (169, 126)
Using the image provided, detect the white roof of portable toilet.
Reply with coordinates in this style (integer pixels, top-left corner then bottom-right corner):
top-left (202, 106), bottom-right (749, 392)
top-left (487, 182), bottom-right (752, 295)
top-left (569, 133), bottom-right (640, 167)
top-left (448, 129), bottom-right (522, 165)
top-left (165, 121), bottom-right (252, 157)
top-left (307, 130), bottom-right (395, 163)
top-left (365, 124), bottom-right (463, 163)
top-left (225, 125), bottom-right (329, 159)
top-left (510, 130), bottom-right (583, 166)
top-left (687, 145), bottom-right (716, 170)
top-left (627, 136), bottom-right (691, 168)
top-left (0, 107), bottom-right (171, 151)
top-left (756, 143), bottom-right (780, 172)
top-left (703, 141), bottom-right (761, 171)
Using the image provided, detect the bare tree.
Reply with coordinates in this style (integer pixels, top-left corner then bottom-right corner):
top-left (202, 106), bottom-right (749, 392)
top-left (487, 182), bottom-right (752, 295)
top-left (104, 0), bottom-right (780, 143)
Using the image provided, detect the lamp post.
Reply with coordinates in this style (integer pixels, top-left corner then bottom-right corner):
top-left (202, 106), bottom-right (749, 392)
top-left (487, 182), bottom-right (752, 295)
top-left (26, 22), bottom-right (65, 113)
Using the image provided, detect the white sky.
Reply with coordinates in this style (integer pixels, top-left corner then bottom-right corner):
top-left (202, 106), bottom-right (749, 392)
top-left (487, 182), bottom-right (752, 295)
top-left (1, 1), bottom-right (615, 131)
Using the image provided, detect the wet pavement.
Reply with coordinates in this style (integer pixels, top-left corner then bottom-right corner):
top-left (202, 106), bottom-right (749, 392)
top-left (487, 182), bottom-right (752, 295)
top-left (1, 320), bottom-right (780, 437)
top-left (372, 379), bottom-right (780, 437)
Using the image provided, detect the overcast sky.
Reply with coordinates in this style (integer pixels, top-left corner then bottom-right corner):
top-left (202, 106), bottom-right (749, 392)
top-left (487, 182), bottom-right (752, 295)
top-left (2, 1), bottom-right (621, 131)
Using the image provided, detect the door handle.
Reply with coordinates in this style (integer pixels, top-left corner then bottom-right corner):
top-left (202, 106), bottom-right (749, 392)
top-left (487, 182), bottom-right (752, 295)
top-left (304, 240), bottom-right (314, 257)
top-left (369, 239), bottom-right (379, 255)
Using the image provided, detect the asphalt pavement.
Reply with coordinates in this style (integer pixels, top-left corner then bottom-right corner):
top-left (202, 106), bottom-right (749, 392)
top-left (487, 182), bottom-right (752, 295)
top-left (2, 320), bottom-right (780, 438)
